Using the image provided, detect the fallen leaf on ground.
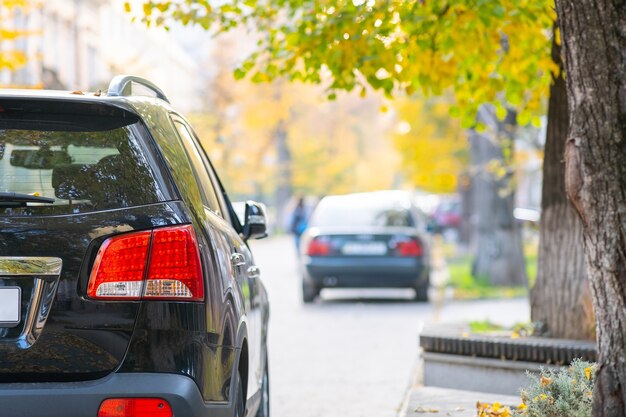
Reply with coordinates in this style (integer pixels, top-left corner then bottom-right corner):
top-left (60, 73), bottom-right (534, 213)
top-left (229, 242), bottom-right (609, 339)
top-left (414, 406), bottom-right (440, 413)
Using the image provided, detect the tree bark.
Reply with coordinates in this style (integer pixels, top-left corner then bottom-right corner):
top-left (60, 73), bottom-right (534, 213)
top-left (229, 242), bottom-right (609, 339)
top-left (555, 0), bottom-right (626, 415)
top-left (469, 106), bottom-right (527, 286)
top-left (530, 38), bottom-right (594, 340)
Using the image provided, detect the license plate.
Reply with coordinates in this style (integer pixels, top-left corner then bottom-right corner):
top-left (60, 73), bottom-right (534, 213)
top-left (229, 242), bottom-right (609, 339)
top-left (0, 287), bottom-right (21, 327)
top-left (342, 242), bottom-right (387, 255)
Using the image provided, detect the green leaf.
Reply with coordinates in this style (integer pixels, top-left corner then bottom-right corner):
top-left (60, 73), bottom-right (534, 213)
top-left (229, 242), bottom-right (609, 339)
top-left (531, 116), bottom-right (542, 128)
top-left (461, 115), bottom-right (474, 129)
top-left (234, 68), bottom-right (247, 80)
top-left (495, 103), bottom-right (507, 120)
top-left (518, 110), bottom-right (532, 126)
top-left (492, 5), bottom-right (505, 18)
top-left (142, 3), bottom-right (152, 16)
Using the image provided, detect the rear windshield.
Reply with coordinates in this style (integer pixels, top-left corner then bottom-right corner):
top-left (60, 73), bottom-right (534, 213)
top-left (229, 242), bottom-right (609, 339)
top-left (0, 115), bottom-right (167, 216)
top-left (311, 200), bottom-right (415, 228)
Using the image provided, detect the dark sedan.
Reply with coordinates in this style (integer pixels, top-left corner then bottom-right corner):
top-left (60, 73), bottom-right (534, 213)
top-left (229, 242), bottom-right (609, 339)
top-left (299, 191), bottom-right (430, 303)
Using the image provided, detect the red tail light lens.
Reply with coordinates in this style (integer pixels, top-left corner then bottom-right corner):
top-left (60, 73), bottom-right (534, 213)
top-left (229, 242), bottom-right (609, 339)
top-left (88, 225), bottom-right (204, 301)
top-left (307, 237), bottom-right (331, 256)
top-left (145, 226), bottom-right (203, 300)
top-left (87, 231), bottom-right (151, 300)
top-left (98, 398), bottom-right (173, 417)
top-left (395, 238), bottom-right (423, 257)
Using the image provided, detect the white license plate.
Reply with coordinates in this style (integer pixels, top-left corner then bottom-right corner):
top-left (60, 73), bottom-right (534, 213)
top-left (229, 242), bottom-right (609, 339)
top-left (342, 242), bottom-right (387, 255)
top-left (0, 287), bottom-right (21, 326)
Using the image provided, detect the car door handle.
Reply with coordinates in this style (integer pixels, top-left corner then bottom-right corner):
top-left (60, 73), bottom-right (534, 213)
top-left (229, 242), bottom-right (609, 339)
top-left (247, 265), bottom-right (261, 278)
top-left (230, 253), bottom-right (246, 267)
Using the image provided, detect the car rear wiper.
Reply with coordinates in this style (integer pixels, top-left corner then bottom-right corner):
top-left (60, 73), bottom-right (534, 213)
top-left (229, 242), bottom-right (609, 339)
top-left (0, 192), bottom-right (55, 207)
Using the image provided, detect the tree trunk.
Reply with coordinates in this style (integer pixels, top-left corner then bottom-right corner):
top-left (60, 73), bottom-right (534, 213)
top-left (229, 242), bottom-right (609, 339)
top-left (274, 119), bottom-right (293, 231)
top-left (555, 0), bottom-right (626, 415)
top-left (458, 173), bottom-right (473, 247)
top-left (469, 106), bottom-right (527, 286)
top-left (530, 38), bottom-right (594, 340)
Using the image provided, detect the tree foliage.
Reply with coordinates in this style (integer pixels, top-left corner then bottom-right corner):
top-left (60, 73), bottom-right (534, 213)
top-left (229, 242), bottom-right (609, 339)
top-left (188, 72), bottom-right (402, 200)
top-left (0, 0), bottom-right (31, 72)
top-left (393, 97), bottom-right (468, 193)
top-left (130, 0), bottom-right (556, 127)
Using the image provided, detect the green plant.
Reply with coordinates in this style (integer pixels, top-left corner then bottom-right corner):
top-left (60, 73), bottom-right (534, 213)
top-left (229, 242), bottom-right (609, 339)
top-left (476, 360), bottom-right (597, 417)
top-left (469, 320), bottom-right (505, 334)
top-left (447, 254), bottom-right (528, 299)
top-left (468, 321), bottom-right (535, 338)
top-left (516, 359), bottom-right (597, 417)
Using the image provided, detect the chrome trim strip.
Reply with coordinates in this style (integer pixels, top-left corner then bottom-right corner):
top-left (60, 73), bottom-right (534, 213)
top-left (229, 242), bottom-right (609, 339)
top-left (0, 257), bottom-right (63, 276)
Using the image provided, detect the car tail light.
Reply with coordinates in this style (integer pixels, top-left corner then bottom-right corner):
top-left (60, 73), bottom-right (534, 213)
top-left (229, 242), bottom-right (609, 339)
top-left (98, 398), bottom-right (173, 417)
top-left (394, 238), bottom-right (423, 257)
top-left (87, 231), bottom-right (151, 300)
top-left (145, 226), bottom-right (203, 300)
top-left (88, 225), bottom-right (204, 301)
top-left (307, 237), bottom-right (331, 256)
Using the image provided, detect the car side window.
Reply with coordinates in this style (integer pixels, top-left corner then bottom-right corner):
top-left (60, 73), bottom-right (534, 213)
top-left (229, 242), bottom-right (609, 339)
top-left (171, 118), bottom-right (223, 217)
top-left (181, 122), bottom-right (241, 231)
top-left (204, 156), bottom-right (236, 226)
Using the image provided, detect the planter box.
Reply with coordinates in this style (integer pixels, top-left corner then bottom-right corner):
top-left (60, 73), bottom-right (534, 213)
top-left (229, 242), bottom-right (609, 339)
top-left (420, 328), bottom-right (596, 396)
top-left (423, 352), bottom-right (557, 395)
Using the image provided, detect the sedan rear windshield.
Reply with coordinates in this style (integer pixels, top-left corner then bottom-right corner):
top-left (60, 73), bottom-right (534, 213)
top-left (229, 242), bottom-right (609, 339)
top-left (311, 201), bottom-right (415, 228)
top-left (0, 114), bottom-right (168, 216)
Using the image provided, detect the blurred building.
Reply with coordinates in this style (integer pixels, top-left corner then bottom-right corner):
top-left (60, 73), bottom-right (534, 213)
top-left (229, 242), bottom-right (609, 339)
top-left (0, 0), bottom-right (205, 112)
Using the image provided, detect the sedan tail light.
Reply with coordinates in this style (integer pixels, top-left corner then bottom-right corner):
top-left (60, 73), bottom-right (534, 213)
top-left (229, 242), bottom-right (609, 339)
top-left (394, 238), bottom-right (423, 257)
top-left (88, 225), bottom-right (204, 301)
top-left (306, 237), bottom-right (331, 256)
top-left (98, 398), bottom-right (173, 417)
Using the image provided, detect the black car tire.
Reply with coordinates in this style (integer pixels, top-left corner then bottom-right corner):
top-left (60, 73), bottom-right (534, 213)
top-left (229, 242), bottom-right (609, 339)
top-left (234, 371), bottom-right (245, 417)
top-left (414, 286), bottom-right (429, 302)
top-left (255, 355), bottom-right (270, 417)
top-left (302, 280), bottom-right (319, 303)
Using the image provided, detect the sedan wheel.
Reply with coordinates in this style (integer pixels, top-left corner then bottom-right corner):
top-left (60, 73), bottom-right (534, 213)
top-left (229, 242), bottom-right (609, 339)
top-left (413, 286), bottom-right (429, 302)
top-left (302, 280), bottom-right (319, 303)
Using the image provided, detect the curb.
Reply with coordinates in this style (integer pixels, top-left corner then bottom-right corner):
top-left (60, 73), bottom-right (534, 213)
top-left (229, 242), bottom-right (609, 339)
top-left (397, 353), bottom-right (423, 417)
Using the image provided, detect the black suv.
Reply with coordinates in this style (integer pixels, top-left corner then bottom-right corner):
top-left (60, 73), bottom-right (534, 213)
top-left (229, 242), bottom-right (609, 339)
top-left (0, 76), bottom-right (270, 417)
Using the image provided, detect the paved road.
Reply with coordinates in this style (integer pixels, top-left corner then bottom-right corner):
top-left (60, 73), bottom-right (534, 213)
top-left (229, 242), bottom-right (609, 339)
top-left (249, 236), bottom-right (529, 417)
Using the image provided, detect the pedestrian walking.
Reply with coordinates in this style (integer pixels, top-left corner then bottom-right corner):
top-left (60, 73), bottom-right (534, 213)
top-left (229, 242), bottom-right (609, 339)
top-left (289, 197), bottom-right (308, 254)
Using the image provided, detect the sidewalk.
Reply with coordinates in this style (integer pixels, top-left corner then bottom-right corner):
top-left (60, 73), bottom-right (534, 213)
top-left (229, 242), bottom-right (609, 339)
top-left (400, 238), bottom-right (524, 417)
top-left (402, 386), bottom-right (520, 417)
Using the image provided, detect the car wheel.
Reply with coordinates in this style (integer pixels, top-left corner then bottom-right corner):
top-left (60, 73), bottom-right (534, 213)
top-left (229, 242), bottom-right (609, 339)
top-left (414, 286), bottom-right (429, 302)
top-left (234, 371), bottom-right (245, 417)
top-left (256, 355), bottom-right (270, 417)
top-left (302, 280), bottom-right (319, 303)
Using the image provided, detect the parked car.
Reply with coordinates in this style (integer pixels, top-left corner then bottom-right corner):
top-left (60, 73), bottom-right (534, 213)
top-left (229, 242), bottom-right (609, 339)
top-left (430, 197), bottom-right (462, 233)
top-left (0, 75), bottom-right (270, 417)
top-left (299, 191), bottom-right (430, 303)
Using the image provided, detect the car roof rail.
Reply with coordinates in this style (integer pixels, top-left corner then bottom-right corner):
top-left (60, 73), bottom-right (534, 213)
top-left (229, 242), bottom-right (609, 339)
top-left (107, 75), bottom-right (170, 103)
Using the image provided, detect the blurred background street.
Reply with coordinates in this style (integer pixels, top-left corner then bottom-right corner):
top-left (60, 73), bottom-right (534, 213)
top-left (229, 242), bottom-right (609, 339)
top-left (250, 237), bottom-right (529, 417)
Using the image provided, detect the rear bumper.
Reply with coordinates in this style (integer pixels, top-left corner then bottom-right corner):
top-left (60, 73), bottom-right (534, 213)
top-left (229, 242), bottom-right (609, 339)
top-left (0, 373), bottom-right (234, 417)
top-left (303, 256), bottom-right (428, 288)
